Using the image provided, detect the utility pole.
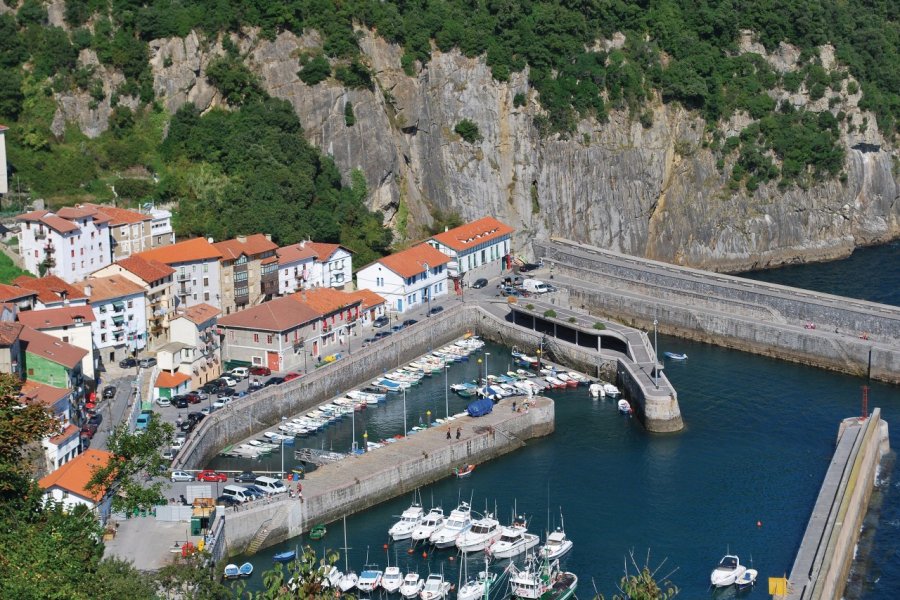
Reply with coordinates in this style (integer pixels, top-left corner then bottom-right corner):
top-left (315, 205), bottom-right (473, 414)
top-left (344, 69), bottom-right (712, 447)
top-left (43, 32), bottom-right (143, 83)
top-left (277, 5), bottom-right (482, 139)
top-left (653, 308), bottom-right (659, 390)
top-left (444, 364), bottom-right (450, 419)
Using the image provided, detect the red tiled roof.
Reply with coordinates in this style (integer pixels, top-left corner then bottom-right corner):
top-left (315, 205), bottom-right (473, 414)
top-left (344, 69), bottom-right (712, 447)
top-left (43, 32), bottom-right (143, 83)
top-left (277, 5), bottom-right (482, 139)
top-left (82, 203), bottom-right (149, 225)
top-left (430, 216), bottom-right (514, 252)
top-left (20, 380), bottom-right (71, 408)
top-left (17, 306), bottom-right (95, 329)
top-left (115, 255), bottom-right (175, 284)
top-left (0, 283), bottom-right (36, 302)
top-left (345, 288), bottom-right (386, 310)
top-left (49, 423), bottom-right (80, 445)
top-left (13, 276), bottom-right (87, 304)
top-left (218, 295), bottom-right (320, 332)
top-left (0, 321), bottom-right (23, 345)
top-left (136, 237), bottom-right (222, 265)
top-left (213, 234), bottom-right (278, 261)
top-left (56, 206), bottom-right (111, 224)
top-left (17, 211), bottom-right (83, 234)
top-left (20, 326), bottom-right (88, 369)
top-left (292, 288), bottom-right (362, 315)
top-left (376, 244), bottom-right (452, 278)
top-left (39, 449), bottom-right (114, 503)
top-left (276, 242), bottom-right (319, 266)
top-left (177, 303), bottom-right (219, 325)
top-left (155, 371), bottom-right (191, 388)
top-left (75, 275), bottom-right (145, 302)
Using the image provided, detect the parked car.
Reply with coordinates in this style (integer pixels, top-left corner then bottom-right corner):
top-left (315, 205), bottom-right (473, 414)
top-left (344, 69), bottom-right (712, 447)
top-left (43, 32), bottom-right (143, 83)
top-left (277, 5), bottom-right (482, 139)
top-left (179, 421), bottom-right (195, 434)
top-left (248, 379), bottom-right (264, 390)
top-left (201, 382), bottom-right (221, 394)
top-left (427, 305), bottom-right (444, 316)
top-left (472, 278), bottom-right (488, 289)
top-left (234, 470), bottom-right (258, 483)
top-left (138, 357), bottom-right (157, 368)
top-left (519, 263), bottom-right (541, 272)
top-left (391, 323), bottom-right (405, 333)
top-left (216, 387), bottom-right (236, 398)
top-left (250, 366), bottom-right (271, 376)
top-left (196, 469), bottom-right (228, 483)
top-left (87, 413), bottom-right (103, 426)
top-left (119, 357), bottom-right (138, 369)
top-left (102, 385), bottom-right (116, 399)
top-left (373, 315), bottom-right (390, 328)
top-left (212, 396), bottom-right (232, 409)
top-left (162, 448), bottom-right (176, 461)
top-left (171, 470), bottom-right (194, 482)
top-left (186, 411), bottom-right (205, 424)
top-left (172, 436), bottom-right (185, 450)
top-left (135, 412), bottom-right (152, 430)
top-left (372, 331), bottom-right (393, 341)
top-left (185, 391), bottom-right (202, 404)
top-left (241, 485), bottom-right (266, 499)
top-left (173, 396), bottom-right (189, 409)
top-left (402, 319), bottom-right (418, 328)
top-left (218, 376), bottom-right (238, 387)
top-left (215, 494), bottom-right (240, 507)
top-left (156, 397), bottom-right (172, 407)
top-left (284, 372), bottom-right (301, 382)
top-left (80, 423), bottom-right (98, 439)
top-left (229, 367), bottom-right (250, 379)
top-left (264, 376), bottom-right (285, 387)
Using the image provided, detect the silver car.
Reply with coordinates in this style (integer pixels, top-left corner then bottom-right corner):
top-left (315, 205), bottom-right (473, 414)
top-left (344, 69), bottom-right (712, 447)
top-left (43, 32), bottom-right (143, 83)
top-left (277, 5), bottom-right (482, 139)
top-left (170, 470), bottom-right (193, 482)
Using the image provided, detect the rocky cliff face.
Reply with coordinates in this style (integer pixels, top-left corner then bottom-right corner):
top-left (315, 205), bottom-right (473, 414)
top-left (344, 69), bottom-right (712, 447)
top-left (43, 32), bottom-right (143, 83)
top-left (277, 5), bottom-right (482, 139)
top-left (54, 28), bottom-right (899, 272)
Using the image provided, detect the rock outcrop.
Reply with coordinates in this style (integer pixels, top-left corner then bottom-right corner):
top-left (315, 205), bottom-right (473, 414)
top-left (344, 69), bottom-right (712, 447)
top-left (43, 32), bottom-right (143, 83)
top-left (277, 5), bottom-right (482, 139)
top-left (53, 28), bottom-right (899, 272)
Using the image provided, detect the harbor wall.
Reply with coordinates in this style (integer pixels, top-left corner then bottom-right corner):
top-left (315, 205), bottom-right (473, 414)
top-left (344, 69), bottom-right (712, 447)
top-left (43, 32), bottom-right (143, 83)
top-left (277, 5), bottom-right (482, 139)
top-left (778, 409), bottom-right (890, 600)
top-left (535, 239), bottom-right (900, 384)
top-left (221, 398), bottom-right (555, 555)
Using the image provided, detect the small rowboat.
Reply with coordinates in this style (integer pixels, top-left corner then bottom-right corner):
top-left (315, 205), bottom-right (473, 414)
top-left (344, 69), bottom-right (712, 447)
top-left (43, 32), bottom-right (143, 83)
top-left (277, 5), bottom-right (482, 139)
top-left (273, 550), bottom-right (296, 563)
top-left (309, 524), bottom-right (327, 540)
top-left (224, 564), bottom-right (240, 579)
top-left (454, 464), bottom-right (476, 478)
top-left (663, 351), bottom-right (688, 360)
top-left (238, 562), bottom-right (253, 578)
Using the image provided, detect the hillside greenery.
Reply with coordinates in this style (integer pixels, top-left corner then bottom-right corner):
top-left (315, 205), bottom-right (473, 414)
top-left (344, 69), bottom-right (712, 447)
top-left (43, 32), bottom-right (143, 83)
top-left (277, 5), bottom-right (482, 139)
top-left (0, 1), bottom-right (897, 211)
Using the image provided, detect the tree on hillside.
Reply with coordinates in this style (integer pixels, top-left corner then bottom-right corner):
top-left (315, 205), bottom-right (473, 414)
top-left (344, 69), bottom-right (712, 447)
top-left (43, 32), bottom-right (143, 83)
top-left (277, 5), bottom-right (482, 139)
top-left (594, 550), bottom-right (679, 600)
top-left (0, 373), bottom-right (57, 496)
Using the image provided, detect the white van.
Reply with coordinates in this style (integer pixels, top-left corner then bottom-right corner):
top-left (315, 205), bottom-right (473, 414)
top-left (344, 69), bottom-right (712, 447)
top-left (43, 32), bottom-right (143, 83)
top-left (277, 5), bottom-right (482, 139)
top-left (254, 476), bottom-right (288, 495)
top-left (522, 279), bottom-right (552, 294)
top-left (221, 484), bottom-right (253, 503)
top-left (229, 367), bottom-right (250, 379)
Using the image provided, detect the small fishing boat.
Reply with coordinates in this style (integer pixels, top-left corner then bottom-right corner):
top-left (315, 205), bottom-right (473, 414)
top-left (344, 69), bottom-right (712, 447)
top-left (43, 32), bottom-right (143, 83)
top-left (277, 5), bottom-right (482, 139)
top-left (617, 399), bottom-right (632, 415)
top-left (319, 564), bottom-right (341, 588)
top-left (309, 524), bottom-right (326, 540)
top-left (273, 550), bottom-right (296, 563)
top-left (544, 376), bottom-right (566, 389)
top-left (382, 566), bottom-right (404, 593)
top-left (419, 573), bottom-right (452, 600)
top-left (588, 382), bottom-right (604, 399)
top-left (508, 555), bottom-right (577, 600)
top-left (388, 499), bottom-right (425, 541)
top-left (238, 562), bottom-right (254, 578)
top-left (710, 554), bottom-right (747, 588)
top-left (487, 516), bottom-right (540, 559)
top-left (539, 524), bottom-right (574, 560)
top-left (411, 507), bottom-right (445, 541)
top-left (556, 373), bottom-right (578, 388)
top-left (357, 567), bottom-right (383, 592)
top-left (223, 564), bottom-right (240, 579)
top-left (663, 351), bottom-right (688, 360)
top-left (735, 568), bottom-right (759, 588)
top-left (454, 464), bottom-right (476, 478)
top-left (400, 572), bottom-right (425, 598)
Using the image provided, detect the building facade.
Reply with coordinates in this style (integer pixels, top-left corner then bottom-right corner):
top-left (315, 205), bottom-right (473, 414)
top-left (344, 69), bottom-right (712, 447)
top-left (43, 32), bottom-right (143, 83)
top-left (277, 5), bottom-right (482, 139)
top-left (75, 275), bottom-right (148, 366)
top-left (39, 449), bottom-right (114, 522)
top-left (428, 216), bottom-right (513, 282)
top-left (17, 306), bottom-right (96, 381)
top-left (135, 238), bottom-right (223, 311)
top-left (167, 303), bottom-right (221, 389)
top-left (22, 380), bottom-right (81, 474)
top-left (355, 244), bottom-right (451, 314)
top-left (17, 209), bottom-right (112, 283)
top-left (213, 234), bottom-right (278, 315)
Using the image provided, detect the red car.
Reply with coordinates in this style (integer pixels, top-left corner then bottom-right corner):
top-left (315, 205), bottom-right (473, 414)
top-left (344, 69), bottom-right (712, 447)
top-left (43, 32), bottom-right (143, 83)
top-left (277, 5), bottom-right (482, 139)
top-left (250, 366), bottom-right (272, 376)
top-left (284, 372), bottom-right (301, 382)
top-left (196, 469), bottom-right (228, 483)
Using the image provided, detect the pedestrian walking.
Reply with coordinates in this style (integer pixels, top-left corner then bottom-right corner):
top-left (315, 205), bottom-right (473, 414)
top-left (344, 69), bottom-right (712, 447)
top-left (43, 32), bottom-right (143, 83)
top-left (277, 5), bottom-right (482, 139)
top-left (446, 428), bottom-right (452, 440)
top-left (456, 427), bottom-right (461, 439)
top-left (512, 401), bottom-right (517, 412)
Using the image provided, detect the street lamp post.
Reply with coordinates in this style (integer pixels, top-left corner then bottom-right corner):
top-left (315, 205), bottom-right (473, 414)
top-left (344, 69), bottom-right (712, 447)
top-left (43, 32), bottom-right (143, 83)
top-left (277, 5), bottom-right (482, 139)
top-left (402, 387), bottom-right (408, 437)
top-left (444, 364), bottom-right (450, 419)
top-left (351, 406), bottom-right (357, 453)
top-left (477, 358), bottom-right (483, 386)
top-left (426, 409), bottom-right (431, 428)
top-left (485, 352), bottom-right (491, 383)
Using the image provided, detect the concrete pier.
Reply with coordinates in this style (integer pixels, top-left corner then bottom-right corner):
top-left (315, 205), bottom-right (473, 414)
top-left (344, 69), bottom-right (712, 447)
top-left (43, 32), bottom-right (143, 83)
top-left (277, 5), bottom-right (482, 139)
top-left (777, 409), bottom-right (890, 600)
top-left (221, 396), bottom-right (554, 555)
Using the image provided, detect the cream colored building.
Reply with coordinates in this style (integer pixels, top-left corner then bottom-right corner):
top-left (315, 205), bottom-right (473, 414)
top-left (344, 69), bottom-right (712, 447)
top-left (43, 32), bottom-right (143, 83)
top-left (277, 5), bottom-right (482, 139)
top-left (214, 234), bottom-right (278, 315)
top-left (166, 303), bottom-right (221, 389)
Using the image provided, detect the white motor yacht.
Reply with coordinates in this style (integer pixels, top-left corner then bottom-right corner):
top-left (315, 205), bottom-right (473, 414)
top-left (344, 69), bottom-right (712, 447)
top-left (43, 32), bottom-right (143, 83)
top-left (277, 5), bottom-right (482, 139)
top-left (319, 565), bottom-right (341, 588)
top-left (399, 573), bottom-right (424, 598)
top-left (430, 502), bottom-right (472, 548)
top-left (411, 507), bottom-right (445, 542)
top-left (419, 573), bottom-right (452, 600)
top-left (337, 570), bottom-right (358, 593)
top-left (456, 512), bottom-right (502, 553)
top-left (487, 516), bottom-right (540, 559)
top-left (381, 566), bottom-right (403, 593)
top-left (710, 554), bottom-right (747, 588)
top-left (357, 568), bottom-right (383, 593)
top-left (388, 502), bottom-right (425, 541)
top-left (539, 527), bottom-right (574, 560)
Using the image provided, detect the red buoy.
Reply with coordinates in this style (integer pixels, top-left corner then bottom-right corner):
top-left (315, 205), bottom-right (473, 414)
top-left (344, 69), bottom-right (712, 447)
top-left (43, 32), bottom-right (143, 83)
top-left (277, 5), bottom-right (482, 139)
top-left (422, 551), bottom-right (428, 559)
top-left (757, 520), bottom-right (762, 528)
top-left (383, 544), bottom-right (389, 550)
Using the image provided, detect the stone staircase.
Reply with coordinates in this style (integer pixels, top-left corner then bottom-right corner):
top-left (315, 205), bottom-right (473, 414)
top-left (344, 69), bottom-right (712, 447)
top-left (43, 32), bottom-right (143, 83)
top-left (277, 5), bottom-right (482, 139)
top-left (245, 502), bottom-right (290, 555)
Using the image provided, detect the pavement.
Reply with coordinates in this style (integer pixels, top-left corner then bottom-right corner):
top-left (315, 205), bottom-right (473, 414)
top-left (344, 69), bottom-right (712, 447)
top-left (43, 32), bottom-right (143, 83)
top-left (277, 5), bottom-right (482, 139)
top-left (103, 515), bottom-right (200, 570)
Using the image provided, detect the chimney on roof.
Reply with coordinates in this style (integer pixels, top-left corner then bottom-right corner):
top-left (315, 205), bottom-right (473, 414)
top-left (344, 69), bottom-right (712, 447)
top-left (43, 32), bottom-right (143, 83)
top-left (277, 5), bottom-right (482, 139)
top-left (83, 284), bottom-right (92, 297)
top-left (207, 237), bottom-right (214, 243)
top-left (445, 226), bottom-right (449, 232)
top-left (264, 234), bottom-right (271, 242)
top-left (237, 235), bottom-right (247, 243)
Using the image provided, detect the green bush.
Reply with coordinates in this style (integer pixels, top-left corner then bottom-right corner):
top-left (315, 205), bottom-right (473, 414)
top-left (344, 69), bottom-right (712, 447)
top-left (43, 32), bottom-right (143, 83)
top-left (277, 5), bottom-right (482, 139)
top-left (513, 92), bottom-right (526, 108)
top-left (334, 59), bottom-right (373, 90)
top-left (593, 322), bottom-right (606, 330)
top-left (454, 119), bottom-right (482, 143)
top-left (543, 309), bottom-right (557, 318)
top-left (344, 101), bottom-right (355, 126)
top-left (205, 55), bottom-right (264, 106)
top-left (298, 55), bottom-right (331, 86)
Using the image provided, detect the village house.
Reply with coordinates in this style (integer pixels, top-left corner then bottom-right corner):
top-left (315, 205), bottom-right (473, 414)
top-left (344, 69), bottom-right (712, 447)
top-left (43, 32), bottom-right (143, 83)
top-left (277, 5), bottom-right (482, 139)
top-left (344, 288), bottom-right (387, 326)
top-left (93, 254), bottom-right (175, 349)
top-left (0, 321), bottom-right (24, 377)
top-left (275, 241), bottom-right (354, 294)
top-left (12, 275), bottom-right (89, 310)
top-left (0, 283), bottom-right (37, 311)
top-left (213, 234), bottom-right (279, 314)
top-left (291, 287), bottom-right (364, 358)
top-left (21, 380), bottom-right (82, 474)
top-left (75, 275), bottom-right (148, 368)
top-left (135, 237), bottom-right (223, 311)
top-left (160, 303), bottom-right (221, 391)
top-left (355, 243), bottom-right (451, 314)
top-left (39, 449), bottom-right (115, 523)
top-left (428, 216), bottom-right (514, 285)
top-left (17, 306), bottom-right (96, 381)
top-left (16, 209), bottom-right (112, 283)
top-left (63, 203), bottom-right (175, 260)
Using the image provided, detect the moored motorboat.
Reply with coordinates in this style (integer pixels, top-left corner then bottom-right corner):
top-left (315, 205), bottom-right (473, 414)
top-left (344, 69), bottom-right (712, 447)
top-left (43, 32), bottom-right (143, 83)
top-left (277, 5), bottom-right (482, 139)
top-left (710, 554), bottom-right (747, 588)
top-left (430, 501), bottom-right (472, 548)
top-left (454, 464), bottom-right (476, 478)
top-left (358, 568), bottom-right (383, 592)
top-left (456, 511), bottom-right (502, 553)
top-left (486, 515), bottom-right (540, 559)
top-left (388, 500), bottom-right (425, 541)
top-left (223, 564), bottom-right (240, 579)
top-left (419, 573), bottom-right (452, 600)
top-left (735, 568), bottom-right (758, 588)
top-left (238, 562), bottom-right (253, 578)
top-left (603, 383), bottom-right (621, 399)
top-left (539, 526), bottom-right (574, 560)
top-left (663, 351), bottom-right (688, 360)
top-left (400, 572), bottom-right (424, 598)
top-left (381, 566), bottom-right (403, 593)
top-left (617, 399), bottom-right (632, 415)
top-left (457, 566), bottom-right (500, 600)
top-left (273, 550), bottom-right (296, 563)
top-left (411, 507), bottom-right (445, 541)
top-left (319, 564), bottom-right (340, 588)
top-left (589, 382), bottom-right (604, 398)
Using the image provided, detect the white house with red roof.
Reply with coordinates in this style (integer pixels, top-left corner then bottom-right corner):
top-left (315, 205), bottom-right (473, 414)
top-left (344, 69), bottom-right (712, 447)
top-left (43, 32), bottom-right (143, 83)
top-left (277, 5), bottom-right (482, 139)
top-left (275, 241), bottom-right (353, 295)
top-left (160, 303), bottom-right (222, 390)
top-left (428, 216), bottom-right (514, 281)
top-left (17, 208), bottom-right (112, 283)
top-left (74, 275), bottom-right (148, 366)
top-left (355, 243), bottom-right (452, 314)
top-left (39, 449), bottom-right (115, 520)
top-left (135, 237), bottom-right (223, 311)
top-left (17, 305), bottom-right (96, 380)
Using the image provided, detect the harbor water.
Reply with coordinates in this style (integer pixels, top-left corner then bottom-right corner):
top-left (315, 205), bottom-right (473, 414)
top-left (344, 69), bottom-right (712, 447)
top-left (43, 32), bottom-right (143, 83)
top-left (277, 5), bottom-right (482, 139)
top-left (222, 242), bottom-right (900, 599)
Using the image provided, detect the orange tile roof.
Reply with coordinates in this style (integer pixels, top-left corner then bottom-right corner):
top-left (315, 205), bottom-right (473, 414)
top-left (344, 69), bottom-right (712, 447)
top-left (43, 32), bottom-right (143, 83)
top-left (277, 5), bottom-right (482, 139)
top-left (177, 303), bottom-right (219, 325)
top-left (20, 380), bottom-right (71, 408)
top-left (276, 242), bottom-right (319, 266)
top-left (82, 203), bottom-right (149, 225)
top-left (20, 326), bottom-right (88, 369)
top-left (0, 321), bottom-right (23, 345)
top-left (49, 423), bottom-right (80, 445)
top-left (303, 242), bottom-right (347, 260)
top-left (115, 255), bottom-right (175, 284)
top-left (39, 449), bottom-right (114, 503)
top-left (345, 288), bottom-right (386, 310)
top-left (155, 370), bottom-right (191, 388)
top-left (75, 275), bottom-right (145, 302)
top-left (218, 295), bottom-right (320, 332)
top-left (17, 211), bottom-right (84, 234)
top-left (430, 216), bottom-right (514, 252)
top-left (13, 275), bottom-right (87, 304)
top-left (0, 283), bottom-right (36, 302)
top-left (56, 206), bottom-right (111, 224)
top-left (17, 306), bottom-right (95, 329)
top-left (376, 243), bottom-right (452, 278)
top-left (292, 288), bottom-right (362, 315)
top-left (136, 237), bottom-right (222, 265)
top-left (213, 234), bottom-right (278, 261)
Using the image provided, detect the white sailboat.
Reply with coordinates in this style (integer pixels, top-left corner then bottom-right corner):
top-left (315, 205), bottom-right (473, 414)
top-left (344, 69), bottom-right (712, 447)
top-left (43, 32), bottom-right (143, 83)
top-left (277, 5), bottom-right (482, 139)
top-left (337, 516), bottom-right (358, 592)
top-left (457, 555), bottom-right (500, 600)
